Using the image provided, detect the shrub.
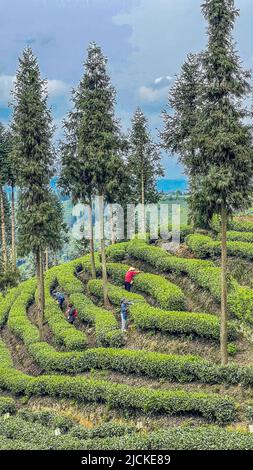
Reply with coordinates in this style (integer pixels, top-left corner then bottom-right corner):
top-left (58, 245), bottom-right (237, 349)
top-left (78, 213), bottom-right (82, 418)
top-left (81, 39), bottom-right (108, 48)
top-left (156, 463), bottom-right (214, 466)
top-left (2, 423), bottom-right (253, 450)
top-left (88, 279), bottom-right (144, 305)
top-left (0, 286), bottom-right (21, 328)
top-left (229, 219), bottom-right (253, 233)
top-left (44, 269), bottom-right (87, 350)
top-left (106, 242), bottom-right (130, 261)
top-left (126, 239), bottom-right (253, 324)
top-left (129, 303), bottom-right (237, 341)
top-left (219, 231), bottom-right (253, 243)
top-left (44, 296), bottom-right (87, 350)
top-left (186, 233), bottom-right (253, 262)
top-left (69, 293), bottom-right (123, 347)
top-left (8, 280), bottom-right (40, 346)
top-left (0, 340), bottom-right (236, 424)
top-left (0, 396), bottom-right (16, 416)
top-left (106, 262), bottom-right (186, 310)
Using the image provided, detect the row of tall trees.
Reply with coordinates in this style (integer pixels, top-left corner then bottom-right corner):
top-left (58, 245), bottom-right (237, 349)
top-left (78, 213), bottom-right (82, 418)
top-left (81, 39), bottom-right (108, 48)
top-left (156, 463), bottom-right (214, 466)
top-left (0, 123), bottom-right (17, 290)
top-left (0, 49), bottom-right (65, 324)
top-left (162, 0), bottom-right (253, 365)
top-left (1, 43), bottom-right (163, 315)
top-left (60, 42), bottom-right (163, 307)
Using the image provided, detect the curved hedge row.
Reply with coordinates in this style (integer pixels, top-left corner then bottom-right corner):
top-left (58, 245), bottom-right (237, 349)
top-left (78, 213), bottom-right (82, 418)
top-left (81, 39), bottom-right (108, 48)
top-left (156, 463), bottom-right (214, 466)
top-left (0, 286), bottom-right (21, 328)
top-left (0, 396), bottom-right (16, 416)
top-left (125, 239), bottom-right (253, 324)
top-left (87, 278), bottom-right (237, 341)
top-left (211, 215), bottom-right (253, 234)
top-left (106, 242), bottom-right (130, 261)
top-left (130, 303), bottom-right (237, 341)
top-left (219, 231), bottom-right (253, 243)
top-left (45, 257), bottom-right (123, 347)
top-left (186, 233), bottom-right (253, 262)
top-left (69, 293), bottom-right (123, 347)
top-left (106, 262), bottom-right (186, 310)
top-left (2, 421), bottom-right (253, 450)
top-left (44, 269), bottom-right (87, 350)
top-left (0, 340), bottom-right (236, 424)
top-left (8, 280), bottom-right (41, 345)
top-left (88, 279), bottom-right (144, 305)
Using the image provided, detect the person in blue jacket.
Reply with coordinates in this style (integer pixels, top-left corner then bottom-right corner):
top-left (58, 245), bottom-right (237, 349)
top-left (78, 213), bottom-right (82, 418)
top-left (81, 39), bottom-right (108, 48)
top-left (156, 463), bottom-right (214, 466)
top-left (54, 291), bottom-right (65, 309)
top-left (120, 298), bottom-right (133, 332)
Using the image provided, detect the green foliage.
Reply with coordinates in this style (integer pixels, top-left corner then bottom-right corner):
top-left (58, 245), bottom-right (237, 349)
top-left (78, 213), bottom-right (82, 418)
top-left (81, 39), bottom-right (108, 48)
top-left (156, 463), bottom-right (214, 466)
top-left (222, 231), bottom-right (253, 243)
top-left (130, 302), bottom-right (236, 341)
top-left (127, 108), bottom-right (163, 205)
top-left (11, 48), bottom-right (65, 258)
top-left (2, 420), bottom-right (253, 450)
top-left (126, 239), bottom-right (253, 324)
top-left (0, 396), bottom-right (16, 416)
top-left (227, 343), bottom-right (238, 357)
top-left (0, 286), bottom-right (20, 327)
top-left (44, 266), bottom-right (87, 350)
top-left (229, 219), bottom-right (253, 233)
top-left (8, 279), bottom-right (40, 346)
top-left (88, 279), bottom-right (145, 305)
top-left (186, 233), bottom-right (253, 262)
top-left (106, 242), bottom-right (130, 261)
top-left (106, 262), bottom-right (186, 310)
top-left (69, 293), bottom-right (123, 348)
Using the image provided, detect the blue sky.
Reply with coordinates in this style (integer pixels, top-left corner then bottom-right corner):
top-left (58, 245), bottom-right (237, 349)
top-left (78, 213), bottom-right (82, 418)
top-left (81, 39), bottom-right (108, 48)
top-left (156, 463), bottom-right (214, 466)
top-left (0, 0), bottom-right (253, 178)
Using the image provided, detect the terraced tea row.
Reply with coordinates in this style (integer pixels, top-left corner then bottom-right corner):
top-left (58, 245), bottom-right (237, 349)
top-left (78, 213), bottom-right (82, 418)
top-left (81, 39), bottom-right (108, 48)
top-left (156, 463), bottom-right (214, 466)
top-left (107, 239), bottom-right (253, 324)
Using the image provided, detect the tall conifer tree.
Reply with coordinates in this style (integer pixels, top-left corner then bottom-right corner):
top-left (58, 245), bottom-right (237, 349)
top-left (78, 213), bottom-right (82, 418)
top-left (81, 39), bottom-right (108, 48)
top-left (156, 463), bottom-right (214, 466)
top-left (11, 48), bottom-right (65, 324)
top-left (128, 108), bottom-right (163, 233)
top-left (60, 42), bottom-right (123, 306)
top-left (162, 0), bottom-right (253, 365)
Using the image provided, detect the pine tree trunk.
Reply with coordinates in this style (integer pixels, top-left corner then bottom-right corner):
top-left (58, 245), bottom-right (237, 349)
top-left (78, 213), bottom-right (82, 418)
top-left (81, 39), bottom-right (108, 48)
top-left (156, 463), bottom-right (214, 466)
top-left (109, 204), bottom-right (116, 244)
top-left (220, 204), bottom-right (228, 366)
top-left (36, 248), bottom-right (45, 332)
top-left (0, 186), bottom-right (7, 272)
top-left (88, 200), bottom-right (96, 279)
top-left (11, 184), bottom-right (16, 270)
top-left (39, 248), bottom-right (45, 314)
top-left (141, 172), bottom-right (145, 235)
top-left (45, 248), bottom-right (49, 271)
top-left (99, 194), bottom-right (109, 307)
top-left (36, 250), bottom-right (43, 330)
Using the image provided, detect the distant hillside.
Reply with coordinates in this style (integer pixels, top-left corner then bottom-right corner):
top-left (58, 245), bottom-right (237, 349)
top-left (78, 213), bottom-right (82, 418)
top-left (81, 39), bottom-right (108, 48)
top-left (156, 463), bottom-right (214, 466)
top-left (157, 179), bottom-right (188, 193)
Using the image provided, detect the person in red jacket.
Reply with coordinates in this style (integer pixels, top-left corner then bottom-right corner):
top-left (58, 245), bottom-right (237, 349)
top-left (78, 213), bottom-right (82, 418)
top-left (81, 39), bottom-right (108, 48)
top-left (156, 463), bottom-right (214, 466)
top-left (65, 303), bottom-right (78, 324)
top-left (124, 267), bottom-right (140, 292)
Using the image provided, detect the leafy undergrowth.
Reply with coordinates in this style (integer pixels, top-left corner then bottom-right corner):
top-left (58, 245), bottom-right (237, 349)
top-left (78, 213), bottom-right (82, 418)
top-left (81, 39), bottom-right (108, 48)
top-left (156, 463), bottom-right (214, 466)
top-left (2, 238), bottom-right (253, 449)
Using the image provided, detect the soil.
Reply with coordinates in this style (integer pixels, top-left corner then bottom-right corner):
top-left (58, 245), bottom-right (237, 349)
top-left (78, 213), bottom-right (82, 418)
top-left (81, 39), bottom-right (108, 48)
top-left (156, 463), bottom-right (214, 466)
top-left (0, 326), bottom-right (42, 376)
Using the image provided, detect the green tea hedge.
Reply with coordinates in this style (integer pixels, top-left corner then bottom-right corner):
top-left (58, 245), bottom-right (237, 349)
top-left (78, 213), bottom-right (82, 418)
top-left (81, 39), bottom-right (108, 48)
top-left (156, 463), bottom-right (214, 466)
top-left (0, 341), bottom-right (236, 424)
top-left (106, 262), bottom-right (186, 310)
top-left (44, 270), bottom-right (87, 350)
top-left (88, 279), bottom-right (144, 305)
top-left (130, 303), bottom-right (237, 341)
top-left (186, 233), bottom-right (253, 262)
top-left (219, 231), bottom-right (253, 243)
top-left (2, 422), bottom-right (253, 450)
top-left (69, 293), bottom-right (123, 347)
top-left (0, 286), bottom-right (21, 328)
top-left (126, 239), bottom-right (253, 324)
top-left (106, 242), bottom-right (130, 261)
top-left (0, 396), bottom-right (16, 416)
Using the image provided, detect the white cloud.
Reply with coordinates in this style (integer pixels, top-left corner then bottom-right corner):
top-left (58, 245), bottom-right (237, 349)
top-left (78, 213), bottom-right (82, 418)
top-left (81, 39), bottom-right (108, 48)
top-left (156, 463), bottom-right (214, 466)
top-left (0, 75), bottom-right (69, 106)
top-left (139, 84), bottom-right (169, 103)
top-left (46, 79), bottom-right (69, 97)
top-left (154, 76), bottom-right (163, 84)
top-left (0, 75), bottom-right (15, 105)
top-left (166, 75), bottom-right (172, 81)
